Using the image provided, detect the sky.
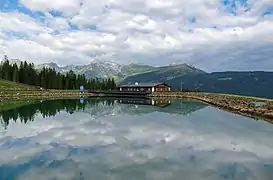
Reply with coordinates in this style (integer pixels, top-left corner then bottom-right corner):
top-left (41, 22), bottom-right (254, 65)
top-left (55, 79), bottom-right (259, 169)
top-left (0, 0), bottom-right (273, 72)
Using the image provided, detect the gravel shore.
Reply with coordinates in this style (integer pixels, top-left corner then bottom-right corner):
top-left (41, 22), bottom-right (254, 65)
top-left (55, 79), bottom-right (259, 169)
top-left (0, 91), bottom-right (88, 100)
top-left (151, 92), bottom-right (273, 123)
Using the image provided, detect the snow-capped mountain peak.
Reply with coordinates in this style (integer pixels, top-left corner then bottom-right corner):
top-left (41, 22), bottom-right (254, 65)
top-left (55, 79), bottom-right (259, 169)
top-left (34, 60), bottom-right (123, 79)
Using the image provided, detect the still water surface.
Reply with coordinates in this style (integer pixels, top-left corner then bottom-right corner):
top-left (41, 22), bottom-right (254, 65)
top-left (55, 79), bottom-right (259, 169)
top-left (0, 98), bottom-right (273, 180)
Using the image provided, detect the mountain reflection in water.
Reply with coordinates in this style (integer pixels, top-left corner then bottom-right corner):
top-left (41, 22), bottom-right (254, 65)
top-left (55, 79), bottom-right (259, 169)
top-left (0, 98), bottom-right (273, 180)
top-left (0, 98), bottom-right (207, 128)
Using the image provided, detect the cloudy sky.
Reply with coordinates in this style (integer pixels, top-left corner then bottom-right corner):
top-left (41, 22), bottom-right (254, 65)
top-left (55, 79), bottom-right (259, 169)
top-left (0, 0), bottom-right (273, 71)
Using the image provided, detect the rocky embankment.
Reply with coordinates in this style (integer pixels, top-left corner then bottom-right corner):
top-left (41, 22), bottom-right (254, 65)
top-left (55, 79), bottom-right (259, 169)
top-left (0, 91), bottom-right (87, 100)
top-left (151, 92), bottom-right (273, 122)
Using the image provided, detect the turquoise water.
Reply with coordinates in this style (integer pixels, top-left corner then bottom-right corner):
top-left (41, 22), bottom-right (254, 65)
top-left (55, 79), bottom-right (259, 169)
top-left (0, 98), bottom-right (273, 180)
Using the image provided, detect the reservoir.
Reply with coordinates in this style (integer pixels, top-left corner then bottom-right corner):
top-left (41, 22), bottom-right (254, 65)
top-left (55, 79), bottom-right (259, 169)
top-left (0, 98), bottom-right (273, 180)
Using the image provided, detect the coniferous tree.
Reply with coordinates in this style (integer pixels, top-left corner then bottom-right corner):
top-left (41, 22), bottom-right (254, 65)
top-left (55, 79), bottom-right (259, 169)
top-left (0, 56), bottom-right (116, 90)
top-left (111, 78), bottom-right (116, 90)
top-left (2, 60), bottom-right (10, 80)
top-left (12, 64), bottom-right (19, 82)
top-left (18, 61), bottom-right (24, 83)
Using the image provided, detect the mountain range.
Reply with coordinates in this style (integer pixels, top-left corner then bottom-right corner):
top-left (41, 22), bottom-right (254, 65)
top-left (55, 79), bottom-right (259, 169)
top-left (38, 61), bottom-right (206, 80)
top-left (8, 59), bottom-right (124, 79)
top-left (6, 59), bottom-right (204, 81)
top-left (4, 59), bottom-right (273, 98)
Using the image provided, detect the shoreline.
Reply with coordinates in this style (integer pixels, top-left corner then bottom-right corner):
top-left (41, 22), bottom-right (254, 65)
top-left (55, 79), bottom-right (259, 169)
top-left (0, 91), bottom-right (88, 100)
top-left (1, 91), bottom-right (273, 123)
top-left (150, 92), bottom-right (273, 123)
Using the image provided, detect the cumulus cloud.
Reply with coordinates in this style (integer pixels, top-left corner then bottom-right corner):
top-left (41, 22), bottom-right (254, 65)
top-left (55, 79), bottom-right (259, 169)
top-left (0, 0), bottom-right (272, 71)
top-left (0, 12), bottom-right (51, 35)
top-left (19, 0), bottom-right (82, 16)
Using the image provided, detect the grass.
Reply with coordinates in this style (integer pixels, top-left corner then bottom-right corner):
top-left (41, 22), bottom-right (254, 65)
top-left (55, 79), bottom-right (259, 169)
top-left (114, 69), bottom-right (158, 83)
top-left (0, 79), bottom-right (82, 95)
top-left (156, 91), bottom-right (273, 102)
top-left (0, 90), bottom-right (78, 95)
top-left (208, 92), bottom-right (273, 102)
top-left (0, 79), bottom-right (84, 101)
top-left (0, 79), bottom-right (38, 90)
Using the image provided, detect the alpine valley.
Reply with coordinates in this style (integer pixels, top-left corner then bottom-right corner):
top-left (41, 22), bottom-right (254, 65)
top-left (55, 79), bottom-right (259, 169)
top-left (5, 59), bottom-right (273, 99)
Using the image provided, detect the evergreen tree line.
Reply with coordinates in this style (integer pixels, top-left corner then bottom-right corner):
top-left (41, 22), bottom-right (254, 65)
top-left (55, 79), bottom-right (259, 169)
top-left (0, 56), bottom-right (116, 90)
top-left (0, 99), bottom-right (116, 129)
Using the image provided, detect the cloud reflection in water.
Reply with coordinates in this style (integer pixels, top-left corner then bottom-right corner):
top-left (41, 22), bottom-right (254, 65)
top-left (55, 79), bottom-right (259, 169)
top-left (0, 99), bottom-right (273, 180)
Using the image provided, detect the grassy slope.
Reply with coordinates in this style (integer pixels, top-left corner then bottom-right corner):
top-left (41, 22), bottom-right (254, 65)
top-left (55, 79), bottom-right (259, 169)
top-left (121, 64), bottom-right (156, 76)
top-left (120, 64), bottom-right (206, 84)
top-left (0, 79), bottom-right (38, 90)
top-left (113, 64), bottom-right (156, 82)
top-left (0, 79), bottom-right (80, 97)
top-left (122, 71), bottom-right (273, 99)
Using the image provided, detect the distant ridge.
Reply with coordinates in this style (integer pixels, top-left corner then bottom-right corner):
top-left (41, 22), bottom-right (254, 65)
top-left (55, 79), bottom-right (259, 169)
top-left (1, 59), bottom-right (205, 81)
top-left (1, 58), bottom-right (273, 98)
top-left (121, 71), bottom-right (273, 99)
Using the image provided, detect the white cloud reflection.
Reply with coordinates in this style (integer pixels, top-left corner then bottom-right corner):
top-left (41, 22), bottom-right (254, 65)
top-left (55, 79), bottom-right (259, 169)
top-left (0, 104), bottom-right (273, 179)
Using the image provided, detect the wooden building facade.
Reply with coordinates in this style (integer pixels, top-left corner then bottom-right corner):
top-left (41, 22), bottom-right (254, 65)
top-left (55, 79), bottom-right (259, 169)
top-left (117, 83), bottom-right (171, 93)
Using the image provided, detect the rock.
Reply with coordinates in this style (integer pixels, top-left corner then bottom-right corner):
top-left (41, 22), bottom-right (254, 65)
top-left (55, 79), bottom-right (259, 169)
top-left (248, 102), bottom-right (265, 108)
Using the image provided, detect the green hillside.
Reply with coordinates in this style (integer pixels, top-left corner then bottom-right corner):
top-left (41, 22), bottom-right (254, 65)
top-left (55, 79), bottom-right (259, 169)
top-left (121, 71), bottom-right (273, 99)
top-left (119, 64), bottom-right (206, 83)
top-left (120, 64), bottom-right (155, 76)
top-left (0, 79), bottom-right (38, 90)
